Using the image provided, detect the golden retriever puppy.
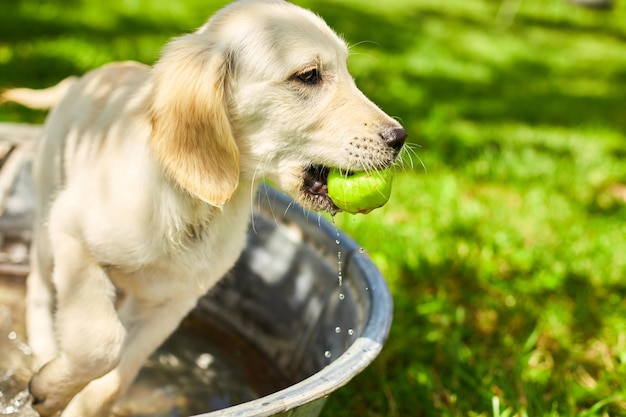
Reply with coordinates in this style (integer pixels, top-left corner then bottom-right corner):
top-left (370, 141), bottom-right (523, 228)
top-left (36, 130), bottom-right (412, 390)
top-left (3, 0), bottom-right (406, 416)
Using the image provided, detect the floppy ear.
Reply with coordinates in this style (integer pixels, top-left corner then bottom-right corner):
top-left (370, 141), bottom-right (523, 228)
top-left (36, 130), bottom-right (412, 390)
top-left (148, 33), bottom-right (239, 208)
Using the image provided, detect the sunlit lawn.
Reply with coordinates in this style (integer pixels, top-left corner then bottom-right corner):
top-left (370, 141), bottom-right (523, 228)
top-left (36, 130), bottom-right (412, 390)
top-left (2, 0), bottom-right (626, 416)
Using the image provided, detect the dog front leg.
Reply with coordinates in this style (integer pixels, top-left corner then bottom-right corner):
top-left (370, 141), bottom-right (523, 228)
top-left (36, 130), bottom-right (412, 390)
top-left (60, 294), bottom-right (199, 417)
top-left (29, 233), bottom-right (125, 417)
top-left (26, 230), bottom-right (58, 369)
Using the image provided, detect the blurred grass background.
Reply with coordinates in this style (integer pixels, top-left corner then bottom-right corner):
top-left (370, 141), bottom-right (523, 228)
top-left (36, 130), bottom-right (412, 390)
top-left (1, 0), bottom-right (626, 416)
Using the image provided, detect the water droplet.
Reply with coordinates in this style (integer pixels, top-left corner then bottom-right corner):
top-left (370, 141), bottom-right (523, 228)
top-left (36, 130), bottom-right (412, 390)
top-left (335, 239), bottom-right (340, 245)
top-left (335, 326), bottom-right (341, 334)
top-left (158, 353), bottom-right (180, 367)
top-left (8, 331), bottom-right (16, 340)
top-left (339, 293), bottom-right (345, 300)
top-left (196, 353), bottom-right (214, 370)
top-left (348, 329), bottom-right (354, 336)
top-left (358, 247), bottom-right (365, 254)
top-left (324, 351), bottom-right (332, 358)
top-left (18, 342), bottom-right (32, 356)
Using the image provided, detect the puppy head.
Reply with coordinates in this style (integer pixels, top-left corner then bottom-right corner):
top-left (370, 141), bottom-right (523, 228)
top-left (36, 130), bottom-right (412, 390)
top-left (149, 33), bottom-right (238, 208)
top-left (216, 0), bottom-right (407, 213)
top-left (150, 0), bottom-right (406, 213)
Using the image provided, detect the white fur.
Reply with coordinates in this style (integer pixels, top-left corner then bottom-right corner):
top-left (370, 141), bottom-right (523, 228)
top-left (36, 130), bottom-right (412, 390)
top-left (2, 1), bottom-right (405, 416)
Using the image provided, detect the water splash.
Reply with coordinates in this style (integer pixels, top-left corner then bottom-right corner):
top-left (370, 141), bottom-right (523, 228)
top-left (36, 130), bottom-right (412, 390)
top-left (0, 305), bottom-right (35, 417)
top-left (0, 390), bottom-right (36, 417)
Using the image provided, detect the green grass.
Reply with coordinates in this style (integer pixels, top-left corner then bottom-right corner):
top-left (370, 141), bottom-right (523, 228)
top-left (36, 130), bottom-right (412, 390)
top-left (2, 0), bottom-right (626, 416)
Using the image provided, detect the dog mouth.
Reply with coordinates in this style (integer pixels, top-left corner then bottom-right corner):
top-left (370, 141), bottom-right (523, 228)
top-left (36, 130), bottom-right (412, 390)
top-left (302, 165), bottom-right (341, 214)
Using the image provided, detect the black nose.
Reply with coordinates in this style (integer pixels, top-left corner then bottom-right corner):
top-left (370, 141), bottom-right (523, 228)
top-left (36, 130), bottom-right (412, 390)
top-left (381, 127), bottom-right (407, 153)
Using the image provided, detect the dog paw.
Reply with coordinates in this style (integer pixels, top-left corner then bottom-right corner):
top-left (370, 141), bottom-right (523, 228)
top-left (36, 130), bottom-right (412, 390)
top-left (28, 362), bottom-right (83, 417)
top-left (29, 377), bottom-right (60, 417)
top-left (28, 378), bottom-right (45, 406)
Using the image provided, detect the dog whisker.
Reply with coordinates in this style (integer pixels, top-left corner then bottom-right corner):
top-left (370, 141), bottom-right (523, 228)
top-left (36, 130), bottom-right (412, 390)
top-left (282, 199), bottom-right (296, 219)
top-left (402, 143), bottom-right (426, 173)
top-left (250, 155), bottom-right (271, 234)
top-left (347, 39), bottom-right (381, 52)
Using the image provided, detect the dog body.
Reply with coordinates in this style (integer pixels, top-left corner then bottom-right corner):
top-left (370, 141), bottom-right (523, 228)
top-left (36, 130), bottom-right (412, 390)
top-left (27, 60), bottom-right (255, 417)
top-left (4, 1), bottom-right (406, 416)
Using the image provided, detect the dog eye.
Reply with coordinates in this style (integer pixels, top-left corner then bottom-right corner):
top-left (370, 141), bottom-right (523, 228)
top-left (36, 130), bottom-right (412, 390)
top-left (294, 68), bottom-right (319, 84)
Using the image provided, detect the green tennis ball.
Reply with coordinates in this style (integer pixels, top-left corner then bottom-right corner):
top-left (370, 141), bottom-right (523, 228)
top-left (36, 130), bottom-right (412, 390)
top-left (327, 169), bottom-right (393, 214)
